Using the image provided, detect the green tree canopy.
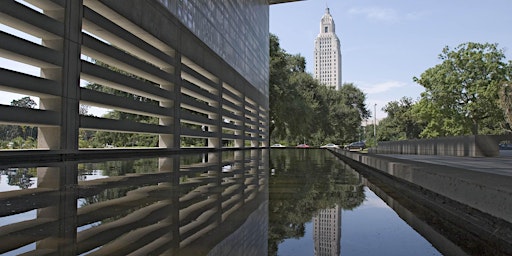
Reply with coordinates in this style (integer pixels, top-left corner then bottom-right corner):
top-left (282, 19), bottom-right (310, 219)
top-left (413, 42), bottom-right (510, 136)
top-left (269, 34), bottom-right (369, 145)
top-left (11, 96), bottom-right (36, 108)
top-left (377, 97), bottom-right (425, 141)
top-left (499, 82), bottom-right (512, 132)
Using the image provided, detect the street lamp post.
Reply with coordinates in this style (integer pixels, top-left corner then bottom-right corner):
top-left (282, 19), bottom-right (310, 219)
top-left (373, 103), bottom-right (377, 139)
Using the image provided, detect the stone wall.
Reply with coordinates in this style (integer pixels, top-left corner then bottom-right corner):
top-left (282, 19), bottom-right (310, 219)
top-left (332, 149), bottom-right (512, 224)
top-left (371, 135), bottom-right (512, 157)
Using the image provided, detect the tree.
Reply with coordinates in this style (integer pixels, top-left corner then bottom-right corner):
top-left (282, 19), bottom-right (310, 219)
top-left (81, 61), bottom-right (159, 148)
top-left (11, 96), bottom-right (36, 108)
top-left (413, 42), bottom-right (510, 137)
top-left (269, 34), bottom-right (369, 145)
top-left (377, 97), bottom-right (424, 141)
top-left (269, 34), bottom-right (315, 142)
top-left (0, 97), bottom-right (38, 146)
top-left (499, 82), bottom-right (512, 132)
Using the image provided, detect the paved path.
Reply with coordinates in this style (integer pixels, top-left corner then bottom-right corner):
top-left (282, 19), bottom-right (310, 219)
top-left (382, 150), bottom-right (512, 177)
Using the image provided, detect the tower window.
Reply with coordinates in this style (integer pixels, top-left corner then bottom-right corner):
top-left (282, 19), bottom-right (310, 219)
top-left (324, 26), bottom-right (328, 33)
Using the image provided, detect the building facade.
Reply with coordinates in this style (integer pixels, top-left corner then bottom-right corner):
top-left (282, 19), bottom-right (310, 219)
top-left (313, 8), bottom-right (342, 90)
top-left (0, 0), bottom-right (299, 162)
top-left (313, 205), bottom-right (342, 256)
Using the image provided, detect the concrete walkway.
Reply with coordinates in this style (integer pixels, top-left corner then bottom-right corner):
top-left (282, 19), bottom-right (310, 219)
top-left (381, 150), bottom-right (512, 177)
top-left (335, 149), bottom-right (512, 224)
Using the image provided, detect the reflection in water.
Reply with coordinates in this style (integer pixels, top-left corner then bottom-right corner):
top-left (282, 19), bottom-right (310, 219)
top-left (273, 149), bottom-right (512, 256)
top-left (0, 150), bottom-right (268, 255)
top-left (313, 205), bottom-right (341, 256)
top-left (268, 149), bottom-right (365, 255)
top-left (3, 149), bottom-right (511, 255)
top-left (271, 150), bottom-right (442, 256)
top-left (0, 168), bottom-right (37, 191)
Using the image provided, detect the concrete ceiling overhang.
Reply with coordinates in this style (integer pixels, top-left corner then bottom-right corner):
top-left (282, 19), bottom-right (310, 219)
top-left (269, 0), bottom-right (304, 4)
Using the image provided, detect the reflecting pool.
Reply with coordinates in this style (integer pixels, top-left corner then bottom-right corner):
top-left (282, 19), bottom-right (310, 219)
top-left (270, 149), bottom-right (439, 256)
top-left (269, 149), bottom-right (512, 256)
top-left (0, 150), bottom-right (268, 256)
top-left (1, 149), bottom-right (511, 255)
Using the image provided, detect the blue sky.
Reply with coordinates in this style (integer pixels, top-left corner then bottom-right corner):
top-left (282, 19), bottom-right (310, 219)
top-left (270, 0), bottom-right (512, 118)
top-left (2, 1), bottom-right (511, 119)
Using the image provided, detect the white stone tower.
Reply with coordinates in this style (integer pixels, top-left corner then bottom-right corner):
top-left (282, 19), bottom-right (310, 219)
top-left (313, 205), bottom-right (341, 256)
top-left (314, 7), bottom-right (342, 90)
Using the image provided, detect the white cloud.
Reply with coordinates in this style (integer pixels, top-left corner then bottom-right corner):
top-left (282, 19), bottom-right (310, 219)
top-left (361, 81), bottom-right (406, 94)
top-left (349, 7), bottom-right (399, 22)
top-left (348, 7), bottom-right (424, 23)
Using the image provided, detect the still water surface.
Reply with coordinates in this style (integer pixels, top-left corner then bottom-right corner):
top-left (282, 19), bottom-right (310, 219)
top-left (2, 149), bottom-right (507, 255)
top-left (270, 149), bottom-right (441, 256)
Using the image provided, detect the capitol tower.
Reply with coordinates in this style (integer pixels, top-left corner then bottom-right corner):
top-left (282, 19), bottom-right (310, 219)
top-left (314, 7), bottom-right (342, 90)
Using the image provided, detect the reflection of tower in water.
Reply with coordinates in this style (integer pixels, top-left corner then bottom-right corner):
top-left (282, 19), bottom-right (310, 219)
top-left (313, 205), bottom-right (341, 256)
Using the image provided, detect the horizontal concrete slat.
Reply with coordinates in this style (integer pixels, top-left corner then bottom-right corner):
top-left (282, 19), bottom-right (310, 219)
top-left (80, 61), bottom-right (172, 102)
top-left (0, 217), bottom-right (56, 254)
top-left (180, 94), bottom-right (216, 116)
top-left (181, 64), bottom-right (218, 92)
top-left (0, 68), bottom-right (60, 97)
top-left (222, 133), bottom-right (242, 140)
top-left (180, 109), bottom-right (215, 126)
top-left (0, 31), bottom-right (62, 68)
top-left (80, 116), bottom-right (170, 134)
top-left (221, 98), bottom-right (243, 114)
top-left (80, 88), bottom-right (172, 118)
top-left (82, 6), bottom-right (174, 70)
top-left (244, 118), bottom-right (258, 127)
top-left (180, 127), bottom-right (217, 138)
top-left (0, 0), bottom-right (64, 39)
top-left (222, 86), bottom-right (243, 104)
top-left (181, 80), bottom-right (216, 104)
top-left (0, 105), bottom-right (60, 126)
top-left (81, 33), bottom-right (172, 86)
top-left (221, 122), bottom-right (242, 131)
top-left (221, 110), bottom-right (242, 123)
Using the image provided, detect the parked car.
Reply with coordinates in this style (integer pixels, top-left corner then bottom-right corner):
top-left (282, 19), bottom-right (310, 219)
top-left (320, 143), bottom-right (339, 149)
top-left (296, 144), bottom-right (310, 148)
top-left (499, 143), bottom-right (512, 150)
top-left (345, 141), bottom-right (366, 151)
top-left (271, 143), bottom-right (285, 148)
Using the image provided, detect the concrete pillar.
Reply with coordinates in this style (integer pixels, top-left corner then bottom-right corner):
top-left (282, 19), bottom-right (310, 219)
top-left (158, 49), bottom-right (181, 148)
top-left (208, 80), bottom-right (223, 149)
top-left (159, 52), bottom-right (180, 149)
top-left (234, 112), bottom-right (244, 148)
top-left (38, 1), bottom-right (83, 152)
top-left (36, 162), bottom-right (78, 254)
top-left (207, 152), bottom-right (223, 224)
top-left (158, 155), bottom-right (180, 254)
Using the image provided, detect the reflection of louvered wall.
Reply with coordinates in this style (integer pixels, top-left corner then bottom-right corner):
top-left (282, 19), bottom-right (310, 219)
top-left (0, 0), bottom-right (268, 158)
top-left (0, 150), bottom-right (268, 255)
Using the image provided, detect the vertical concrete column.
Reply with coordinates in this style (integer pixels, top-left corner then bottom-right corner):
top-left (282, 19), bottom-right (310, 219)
top-left (208, 81), bottom-right (223, 149)
top-left (160, 52), bottom-right (180, 149)
top-left (36, 162), bottom-right (78, 254)
top-left (254, 108), bottom-right (262, 148)
top-left (207, 152), bottom-right (223, 224)
top-left (235, 150), bottom-right (246, 205)
top-left (262, 109), bottom-right (269, 148)
top-left (234, 112), bottom-right (244, 148)
top-left (158, 155), bottom-right (180, 253)
top-left (38, 1), bottom-right (83, 152)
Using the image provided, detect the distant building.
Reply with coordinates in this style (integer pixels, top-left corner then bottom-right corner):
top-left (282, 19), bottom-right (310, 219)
top-left (313, 205), bottom-right (341, 256)
top-left (314, 8), bottom-right (342, 90)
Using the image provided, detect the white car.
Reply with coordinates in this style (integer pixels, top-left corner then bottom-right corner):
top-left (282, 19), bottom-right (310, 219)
top-left (271, 144), bottom-right (285, 148)
top-left (320, 143), bottom-right (339, 149)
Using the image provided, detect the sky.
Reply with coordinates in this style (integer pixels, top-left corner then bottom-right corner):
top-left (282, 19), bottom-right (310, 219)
top-left (1, 1), bottom-right (511, 119)
top-left (269, 0), bottom-right (512, 119)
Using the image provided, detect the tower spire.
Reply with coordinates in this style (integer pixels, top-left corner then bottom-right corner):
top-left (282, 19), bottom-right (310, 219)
top-left (314, 7), bottom-right (342, 90)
